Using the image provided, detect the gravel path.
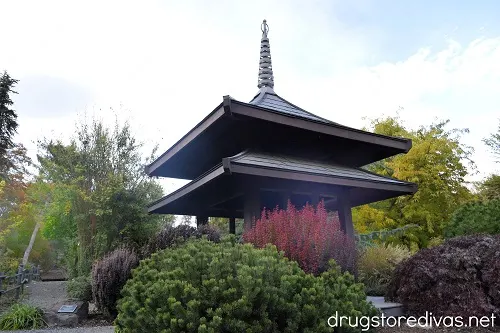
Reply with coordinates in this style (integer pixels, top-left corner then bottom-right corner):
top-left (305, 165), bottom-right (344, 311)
top-left (22, 281), bottom-right (67, 310)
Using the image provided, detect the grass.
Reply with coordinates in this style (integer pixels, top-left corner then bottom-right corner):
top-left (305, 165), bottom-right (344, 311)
top-left (0, 303), bottom-right (46, 330)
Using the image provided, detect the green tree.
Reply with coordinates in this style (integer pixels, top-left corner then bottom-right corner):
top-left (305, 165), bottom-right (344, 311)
top-left (483, 119), bottom-right (500, 163)
top-left (477, 174), bottom-right (500, 201)
top-left (37, 116), bottom-right (169, 277)
top-left (353, 116), bottom-right (474, 248)
top-left (444, 199), bottom-right (500, 237)
top-left (0, 72), bottom-right (19, 168)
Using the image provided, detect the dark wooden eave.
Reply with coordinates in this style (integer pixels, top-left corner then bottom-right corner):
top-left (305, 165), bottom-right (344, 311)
top-left (146, 95), bottom-right (412, 180)
top-left (148, 151), bottom-right (417, 217)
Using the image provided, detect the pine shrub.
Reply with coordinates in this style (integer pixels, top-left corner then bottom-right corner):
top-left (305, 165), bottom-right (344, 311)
top-left (115, 237), bottom-right (377, 333)
top-left (387, 234), bottom-right (500, 319)
top-left (243, 202), bottom-right (357, 275)
top-left (92, 248), bottom-right (139, 317)
top-left (357, 244), bottom-right (412, 296)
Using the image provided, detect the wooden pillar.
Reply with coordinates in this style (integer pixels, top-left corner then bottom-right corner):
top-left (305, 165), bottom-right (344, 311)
top-left (196, 216), bottom-right (208, 228)
top-left (337, 190), bottom-right (354, 239)
top-left (229, 217), bottom-right (236, 234)
top-left (243, 183), bottom-right (260, 231)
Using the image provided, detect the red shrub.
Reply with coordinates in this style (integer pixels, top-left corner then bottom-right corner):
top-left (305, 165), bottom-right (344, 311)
top-left (243, 201), bottom-right (357, 275)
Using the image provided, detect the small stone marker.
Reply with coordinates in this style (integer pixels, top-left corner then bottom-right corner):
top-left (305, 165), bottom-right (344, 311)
top-left (58, 304), bottom-right (78, 313)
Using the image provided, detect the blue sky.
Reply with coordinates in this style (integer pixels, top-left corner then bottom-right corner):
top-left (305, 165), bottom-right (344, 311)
top-left (0, 0), bottom-right (498, 194)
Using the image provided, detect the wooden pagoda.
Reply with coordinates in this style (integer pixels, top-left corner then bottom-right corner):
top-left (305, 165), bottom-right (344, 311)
top-left (145, 20), bottom-right (417, 238)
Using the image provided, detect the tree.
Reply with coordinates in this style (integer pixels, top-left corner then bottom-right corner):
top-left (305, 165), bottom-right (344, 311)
top-left (37, 116), bottom-right (168, 277)
top-left (353, 116), bottom-right (474, 248)
top-left (444, 199), bottom-right (500, 237)
top-left (483, 119), bottom-right (500, 163)
top-left (477, 174), bottom-right (500, 201)
top-left (0, 72), bottom-right (19, 166)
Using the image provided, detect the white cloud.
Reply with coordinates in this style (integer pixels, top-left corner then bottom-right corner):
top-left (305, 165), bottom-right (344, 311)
top-left (0, 0), bottom-right (498, 198)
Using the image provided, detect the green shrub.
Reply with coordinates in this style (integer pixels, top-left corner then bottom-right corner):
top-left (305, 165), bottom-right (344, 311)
top-left (67, 275), bottom-right (92, 301)
top-left (115, 237), bottom-right (377, 333)
top-left (445, 199), bottom-right (500, 237)
top-left (0, 303), bottom-right (46, 330)
top-left (93, 225), bottom-right (222, 319)
top-left (358, 243), bottom-right (412, 296)
top-left (92, 248), bottom-right (139, 318)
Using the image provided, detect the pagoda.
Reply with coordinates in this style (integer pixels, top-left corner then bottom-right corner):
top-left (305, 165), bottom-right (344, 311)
top-left (145, 20), bottom-right (417, 237)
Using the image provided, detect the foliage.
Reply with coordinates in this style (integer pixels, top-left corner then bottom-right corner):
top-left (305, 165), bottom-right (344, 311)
top-left (0, 303), bottom-right (46, 330)
top-left (67, 275), bottom-right (92, 301)
top-left (356, 224), bottom-right (419, 248)
top-left (244, 202), bottom-right (357, 275)
top-left (354, 116), bottom-right (474, 248)
top-left (477, 174), bottom-right (500, 201)
top-left (36, 116), bottom-right (170, 277)
top-left (142, 224), bottom-right (221, 257)
top-left (0, 71), bottom-right (19, 168)
top-left (483, 118), bottom-right (500, 163)
top-left (92, 247), bottom-right (139, 317)
top-left (387, 234), bottom-right (500, 318)
top-left (0, 182), bottom-right (53, 273)
top-left (357, 244), bottom-right (412, 296)
top-left (444, 199), bottom-right (500, 237)
top-left (115, 237), bottom-right (377, 333)
top-left (209, 217), bottom-right (244, 236)
top-left (93, 225), bottom-right (221, 318)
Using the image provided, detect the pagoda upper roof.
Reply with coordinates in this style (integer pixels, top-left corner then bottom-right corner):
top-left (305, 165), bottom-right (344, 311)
top-left (249, 87), bottom-right (334, 124)
top-left (145, 94), bottom-right (412, 179)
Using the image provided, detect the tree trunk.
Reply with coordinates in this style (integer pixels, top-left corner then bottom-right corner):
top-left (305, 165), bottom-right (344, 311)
top-left (22, 217), bottom-right (42, 266)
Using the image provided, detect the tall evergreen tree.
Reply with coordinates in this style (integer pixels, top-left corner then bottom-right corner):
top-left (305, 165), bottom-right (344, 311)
top-left (0, 71), bottom-right (19, 165)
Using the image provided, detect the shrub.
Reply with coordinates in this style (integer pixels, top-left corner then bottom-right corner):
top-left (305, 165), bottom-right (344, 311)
top-left (0, 304), bottom-right (46, 330)
top-left (243, 202), bottom-right (357, 275)
top-left (387, 234), bottom-right (500, 318)
top-left (357, 244), bottom-right (412, 296)
top-left (67, 275), bottom-right (92, 301)
top-left (92, 225), bottom-right (221, 318)
top-left (92, 248), bottom-right (139, 317)
top-left (115, 237), bottom-right (377, 333)
top-left (445, 199), bottom-right (500, 237)
top-left (142, 224), bottom-right (221, 257)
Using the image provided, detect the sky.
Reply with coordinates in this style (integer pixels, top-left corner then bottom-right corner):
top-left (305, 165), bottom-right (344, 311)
top-left (1, 0), bottom-right (499, 196)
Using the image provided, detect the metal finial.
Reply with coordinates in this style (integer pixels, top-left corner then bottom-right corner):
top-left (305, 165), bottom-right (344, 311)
top-left (257, 19), bottom-right (274, 89)
top-left (261, 19), bottom-right (269, 37)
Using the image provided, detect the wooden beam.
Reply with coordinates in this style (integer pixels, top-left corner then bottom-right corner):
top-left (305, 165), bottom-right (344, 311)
top-left (243, 182), bottom-right (260, 231)
top-left (337, 190), bottom-right (354, 239)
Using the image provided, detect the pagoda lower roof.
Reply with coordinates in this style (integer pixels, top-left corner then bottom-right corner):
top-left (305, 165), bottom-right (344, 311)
top-left (148, 151), bottom-right (417, 217)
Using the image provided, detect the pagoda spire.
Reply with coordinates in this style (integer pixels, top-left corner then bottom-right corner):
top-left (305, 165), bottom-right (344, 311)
top-left (257, 19), bottom-right (274, 90)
